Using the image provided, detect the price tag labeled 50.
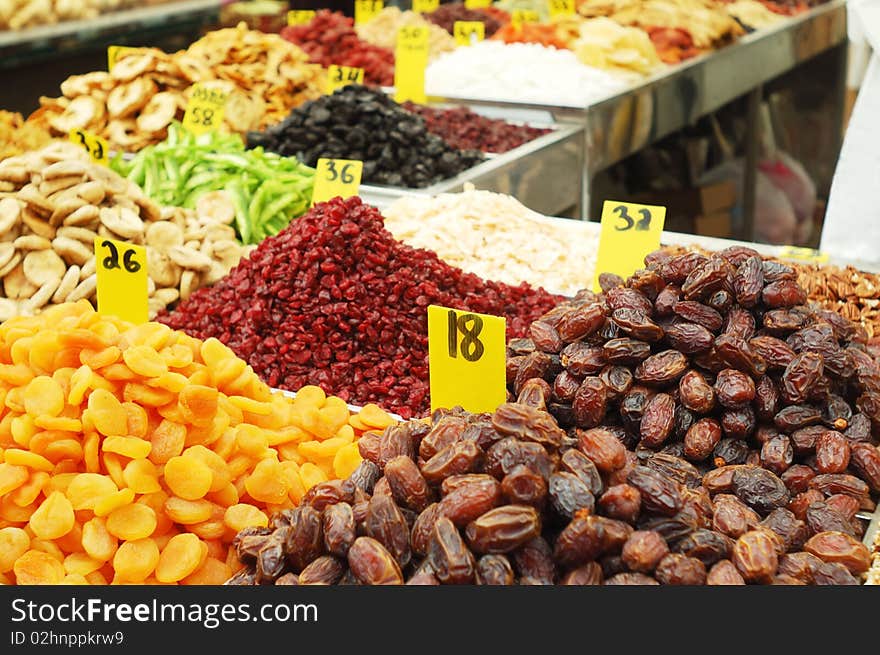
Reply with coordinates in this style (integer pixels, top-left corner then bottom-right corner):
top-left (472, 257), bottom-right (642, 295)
top-left (311, 158), bottom-right (363, 205)
top-left (592, 200), bottom-right (666, 292)
top-left (428, 305), bottom-right (506, 414)
top-left (94, 236), bottom-right (148, 325)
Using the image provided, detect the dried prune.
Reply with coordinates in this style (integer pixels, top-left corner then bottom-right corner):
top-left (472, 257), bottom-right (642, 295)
top-left (635, 350), bottom-right (689, 385)
top-left (465, 505), bottom-right (541, 554)
top-left (348, 537), bottom-right (404, 585)
top-left (706, 559), bottom-right (745, 585)
top-left (815, 431), bottom-right (850, 474)
top-left (714, 334), bottom-right (766, 376)
top-left (627, 466), bottom-right (682, 516)
top-left (603, 337), bottom-right (652, 365)
top-left (684, 418), bottom-right (722, 462)
top-left (655, 553), bottom-right (707, 584)
top-left (664, 322), bottom-right (714, 354)
top-left (674, 529), bottom-right (733, 566)
top-left (732, 530), bottom-right (778, 582)
top-left (621, 530), bottom-right (669, 572)
top-left (733, 256), bottom-right (763, 307)
top-left (427, 517), bottom-right (475, 584)
top-left (421, 441), bottom-right (484, 484)
top-left (438, 476), bottom-right (502, 526)
top-left (673, 301), bottom-right (723, 332)
top-left (714, 369), bottom-right (755, 408)
top-left (548, 472), bottom-right (595, 519)
top-left (803, 531), bottom-right (871, 574)
top-left (598, 484), bottom-right (641, 523)
top-left (640, 393), bottom-right (676, 447)
top-left (501, 465), bottom-right (548, 509)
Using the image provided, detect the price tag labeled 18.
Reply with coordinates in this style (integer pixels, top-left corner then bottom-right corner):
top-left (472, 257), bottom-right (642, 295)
top-left (107, 45), bottom-right (139, 72)
top-left (464, 0), bottom-right (491, 8)
top-left (511, 9), bottom-right (540, 26)
top-left (412, 0), bottom-right (439, 12)
top-left (69, 129), bottom-right (108, 165)
top-left (454, 21), bottom-right (485, 46)
top-left (592, 200), bottom-right (666, 293)
top-left (394, 26), bottom-right (429, 103)
top-left (287, 9), bottom-right (315, 25)
top-left (311, 158), bottom-right (363, 205)
top-left (548, 0), bottom-right (575, 17)
top-left (181, 84), bottom-right (228, 136)
top-left (355, 0), bottom-right (383, 24)
top-left (428, 305), bottom-right (506, 414)
top-left (94, 236), bottom-right (148, 325)
top-left (778, 246), bottom-right (829, 264)
top-left (327, 65), bottom-right (365, 94)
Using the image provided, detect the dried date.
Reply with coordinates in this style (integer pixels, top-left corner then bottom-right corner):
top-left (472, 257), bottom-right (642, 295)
top-left (673, 301), bottom-right (723, 332)
top-left (611, 308), bottom-right (664, 342)
top-left (655, 553), bottom-right (707, 584)
top-left (427, 517), bottom-right (475, 584)
top-left (706, 559), bottom-right (746, 585)
top-left (348, 537), bottom-right (404, 585)
top-left (475, 554), bottom-right (515, 585)
top-left (577, 427), bottom-right (627, 473)
top-left (640, 392), bottom-right (676, 447)
top-left (714, 334), bottom-right (766, 377)
top-left (603, 337), bottom-right (652, 365)
top-left (664, 322), bottom-right (714, 353)
top-left (674, 529), bottom-right (733, 566)
top-left (684, 418), bottom-right (722, 462)
top-left (421, 441), bottom-right (484, 484)
top-left (733, 255), bottom-right (763, 307)
top-left (635, 350), bottom-right (689, 385)
top-left (465, 505), bottom-right (541, 554)
top-left (815, 431), bottom-right (850, 474)
top-left (732, 530), bottom-right (778, 582)
top-left (572, 377), bottom-right (608, 429)
top-left (803, 531), bottom-right (871, 574)
top-left (679, 370), bottom-right (716, 414)
top-left (621, 530), bottom-right (669, 572)
top-left (438, 476), bottom-right (502, 526)
top-left (627, 465), bottom-right (682, 516)
top-left (714, 368), bottom-right (755, 408)
top-left (529, 320), bottom-right (562, 354)
top-left (548, 472), bottom-right (595, 519)
top-left (760, 435), bottom-right (793, 475)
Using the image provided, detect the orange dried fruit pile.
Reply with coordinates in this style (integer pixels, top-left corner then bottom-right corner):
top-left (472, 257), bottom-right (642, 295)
top-left (0, 300), bottom-right (396, 585)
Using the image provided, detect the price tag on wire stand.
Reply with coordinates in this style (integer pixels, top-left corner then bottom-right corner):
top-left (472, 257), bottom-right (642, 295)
top-left (311, 158), bottom-right (363, 205)
top-left (287, 9), bottom-right (316, 25)
top-left (355, 0), bottom-right (383, 24)
top-left (326, 65), bottom-right (365, 94)
top-left (511, 9), bottom-right (540, 27)
top-left (68, 129), bottom-right (108, 165)
top-left (778, 246), bottom-right (829, 264)
top-left (454, 21), bottom-right (485, 46)
top-left (592, 200), bottom-right (666, 293)
top-left (464, 0), bottom-right (491, 8)
top-left (412, 0), bottom-right (439, 13)
top-left (548, 0), bottom-right (575, 17)
top-left (94, 236), bottom-right (148, 325)
top-left (428, 305), bottom-right (506, 414)
top-left (182, 84), bottom-right (228, 136)
top-left (107, 45), bottom-right (139, 72)
top-left (394, 26), bottom-right (429, 103)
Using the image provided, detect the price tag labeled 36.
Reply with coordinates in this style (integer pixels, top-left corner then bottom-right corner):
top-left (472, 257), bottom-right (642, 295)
top-left (69, 129), bottom-right (108, 165)
top-left (454, 21), bottom-right (485, 46)
top-left (592, 200), bottom-right (666, 292)
top-left (94, 236), bottom-right (148, 325)
top-left (311, 158), bottom-right (363, 205)
top-left (327, 65), bottom-right (365, 94)
top-left (182, 84), bottom-right (228, 136)
top-left (428, 305), bottom-right (506, 414)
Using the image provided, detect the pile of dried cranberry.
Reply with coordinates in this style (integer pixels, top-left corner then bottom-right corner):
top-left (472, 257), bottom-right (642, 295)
top-left (402, 102), bottom-right (552, 153)
top-left (159, 197), bottom-right (560, 417)
top-left (423, 3), bottom-right (504, 37)
top-left (280, 10), bottom-right (394, 86)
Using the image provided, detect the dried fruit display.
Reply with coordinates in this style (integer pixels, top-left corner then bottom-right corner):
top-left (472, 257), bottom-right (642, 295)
top-left (355, 7), bottom-right (456, 62)
top-left (0, 111), bottom-right (52, 161)
top-left (401, 102), bottom-right (551, 153)
top-left (0, 0), bottom-right (138, 30)
top-left (247, 85), bottom-right (484, 188)
top-left (159, 196), bottom-right (561, 418)
top-left (0, 142), bottom-right (247, 320)
top-left (0, 301), bottom-right (395, 585)
top-left (423, 2), bottom-right (504, 37)
top-left (795, 262), bottom-right (880, 339)
top-left (570, 18), bottom-right (664, 76)
top-left (226, 401), bottom-right (869, 585)
top-left (29, 23), bottom-right (324, 152)
top-left (280, 10), bottom-right (395, 86)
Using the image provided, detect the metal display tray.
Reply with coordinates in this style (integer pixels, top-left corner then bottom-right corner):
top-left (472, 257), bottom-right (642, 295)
top-left (359, 120), bottom-right (585, 217)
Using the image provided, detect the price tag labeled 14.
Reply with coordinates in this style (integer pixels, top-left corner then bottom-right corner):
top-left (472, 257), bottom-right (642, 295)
top-left (428, 305), bottom-right (506, 414)
top-left (592, 200), bottom-right (666, 293)
top-left (311, 158), bottom-right (363, 205)
top-left (94, 236), bottom-right (148, 325)
top-left (454, 21), bottom-right (485, 46)
top-left (69, 129), bottom-right (108, 165)
top-left (327, 65), bottom-right (365, 94)
top-left (287, 9), bottom-right (315, 25)
top-left (355, 0), bottom-right (383, 24)
top-left (394, 26), bottom-right (429, 103)
top-left (182, 84), bottom-right (228, 136)
top-left (412, 0), bottom-right (439, 12)
top-left (779, 245), bottom-right (829, 264)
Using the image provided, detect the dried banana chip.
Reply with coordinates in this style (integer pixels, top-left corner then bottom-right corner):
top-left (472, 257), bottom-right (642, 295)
top-left (23, 249), bottom-right (66, 287)
top-left (67, 274), bottom-right (97, 302)
top-left (52, 265), bottom-right (81, 303)
top-left (0, 197), bottom-right (22, 234)
top-left (13, 235), bottom-right (51, 251)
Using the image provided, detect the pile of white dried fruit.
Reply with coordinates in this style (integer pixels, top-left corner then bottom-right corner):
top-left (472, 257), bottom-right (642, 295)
top-left (0, 142), bottom-right (249, 320)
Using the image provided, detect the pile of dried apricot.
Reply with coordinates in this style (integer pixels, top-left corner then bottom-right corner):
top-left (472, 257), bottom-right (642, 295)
top-left (0, 300), bottom-right (394, 585)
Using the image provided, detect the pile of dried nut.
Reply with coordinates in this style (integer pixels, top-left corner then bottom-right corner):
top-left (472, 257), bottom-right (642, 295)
top-left (795, 263), bottom-right (880, 339)
top-left (0, 142), bottom-right (248, 320)
top-left (28, 23), bottom-right (325, 152)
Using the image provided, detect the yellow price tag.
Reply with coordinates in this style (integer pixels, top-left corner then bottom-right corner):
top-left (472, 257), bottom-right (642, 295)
top-left (548, 0), bottom-right (575, 17)
top-left (412, 0), bottom-right (439, 12)
top-left (94, 236), bottom-right (148, 325)
top-left (592, 200), bottom-right (667, 293)
top-left (181, 84), bottom-right (228, 136)
top-left (454, 21), bottom-right (485, 46)
top-left (511, 9), bottom-right (540, 26)
top-left (311, 158), bottom-right (363, 205)
top-left (428, 305), bottom-right (506, 414)
top-left (464, 0), bottom-right (491, 8)
top-left (394, 26), bottom-right (429, 103)
top-left (326, 65), bottom-right (365, 94)
top-left (779, 246), bottom-right (829, 264)
top-left (107, 45), bottom-right (139, 72)
top-left (68, 129), bottom-right (108, 165)
top-left (355, 0), bottom-right (383, 24)
top-left (287, 9), bottom-right (316, 25)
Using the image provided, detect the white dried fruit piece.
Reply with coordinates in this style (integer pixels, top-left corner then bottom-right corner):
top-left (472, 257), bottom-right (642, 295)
top-left (0, 197), bottom-right (22, 234)
top-left (43, 160), bottom-right (88, 180)
top-left (153, 287), bottom-right (180, 306)
top-left (74, 181), bottom-right (106, 205)
top-left (39, 175), bottom-right (84, 197)
top-left (13, 235), bottom-right (51, 251)
top-left (0, 164), bottom-right (29, 184)
top-left (52, 236), bottom-right (92, 266)
top-left (0, 227), bottom-right (21, 244)
top-left (99, 206), bottom-right (143, 239)
top-left (48, 96), bottom-right (104, 134)
top-left (147, 277), bottom-right (156, 296)
top-left (167, 245), bottom-right (212, 272)
top-left (195, 191), bottom-right (237, 226)
top-left (180, 270), bottom-right (199, 301)
top-left (3, 263), bottom-right (38, 300)
top-left (63, 204), bottom-right (100, 227)
top-left (17, 184), bottom-right (54, 216)
top-left (56, 226), bottom-right (98, 244)
top-left (66, 274), bottom-right (97, 302)
top-left (48, 196), bottom-right (86, 226)
top-left (133, 195), bottom-right (162, 223)
top-left (0, 243), bottom-right (15, 271)
top-left (22, 211), bottom-right (56, 240)
top-left (107, 77), bottom-right (157, 119)
top-left (145, 221), bottom-right (184, 252)
top-left (146, 249), bottom-right (181, 288)
top-left (23, 250), bottom-right (66, 287)
top-left (52, 265), bottom-right (81, 303)
top-left (80, 258), bottom-right (96, 280)
top-left (106, 120), bottom-right (144, 151)
top-left (24, 277), bottom-right (61, 313)
top-left (60, 72), bottom-right (112, 99)
top-left (110, 53), bottom-right (157, 83)
top-left (136, 92), bottom-right (179, 134)
top-left (0, 298), bottom-right (19, 322)
top-left (204, 261), bottom-right (229, 285)
top-left (0, 252), bottom-right (22, 279)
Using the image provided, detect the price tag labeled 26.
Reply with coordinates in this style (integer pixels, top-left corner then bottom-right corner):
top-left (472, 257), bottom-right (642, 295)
top-left (428, 305), bottom-right (506, 414)
top-left (454, 21), bottom-right (485, 46)
top-left (94, 236), bottom-right (148, 325)
top-left (182, 84), bottom-right (228, 136)
top-left (69, 129), bottom-right (108, 165)
top-left (311, 158), bottom-right (363, 205)
top-left (592, 200), bottom-right (666, 293)
top-left (327, 65), bottom-right (365, 94)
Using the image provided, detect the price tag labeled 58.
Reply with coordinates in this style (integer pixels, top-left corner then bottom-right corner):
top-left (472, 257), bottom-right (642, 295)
top-left (592, 200), bottom-right (666, 292)
top-left (428, 305), bottom-right (506, 414)
top-left (182, 84), bottom-right (228, 136)
top-left (69, 129), bottom-right (108, 165)
top-left (94, 236), bottom-right (148, 325)
top-left (311, 158), bottom-right (363, 205)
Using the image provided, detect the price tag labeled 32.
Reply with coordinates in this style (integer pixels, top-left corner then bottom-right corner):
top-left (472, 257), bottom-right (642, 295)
top-left (394, 26), bottom-right (429, 103)
top-left (69, 129), bottom-right (108, 165)
top-left (311, 158), bottom-right (363, 205)
top-left (454, 21), bottom-right (485, 46)
top-left (181, 84), bottom-right (228, 136)
top-left (94, 236), bottom-right (148, 325)
top-left (592, 200), bottom-right (666, 293)
top-left (428, 305), bottom-right (506, 414)
top-left (327, 65), bottom-right (365, 94)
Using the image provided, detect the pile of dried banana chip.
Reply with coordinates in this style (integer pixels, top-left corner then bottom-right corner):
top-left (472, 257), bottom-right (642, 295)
top-left (29, 23), bottom-right (325, 152)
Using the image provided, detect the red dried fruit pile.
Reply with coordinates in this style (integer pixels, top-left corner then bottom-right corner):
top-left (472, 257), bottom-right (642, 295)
top-left (423, 3), bottom-right (504, 37)
top-left (159, 197), bottom-right (561, 418)
top-left (280, 10), bottom-right (395, 86)
top-left (402, 102), bottom-right (552, 153)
